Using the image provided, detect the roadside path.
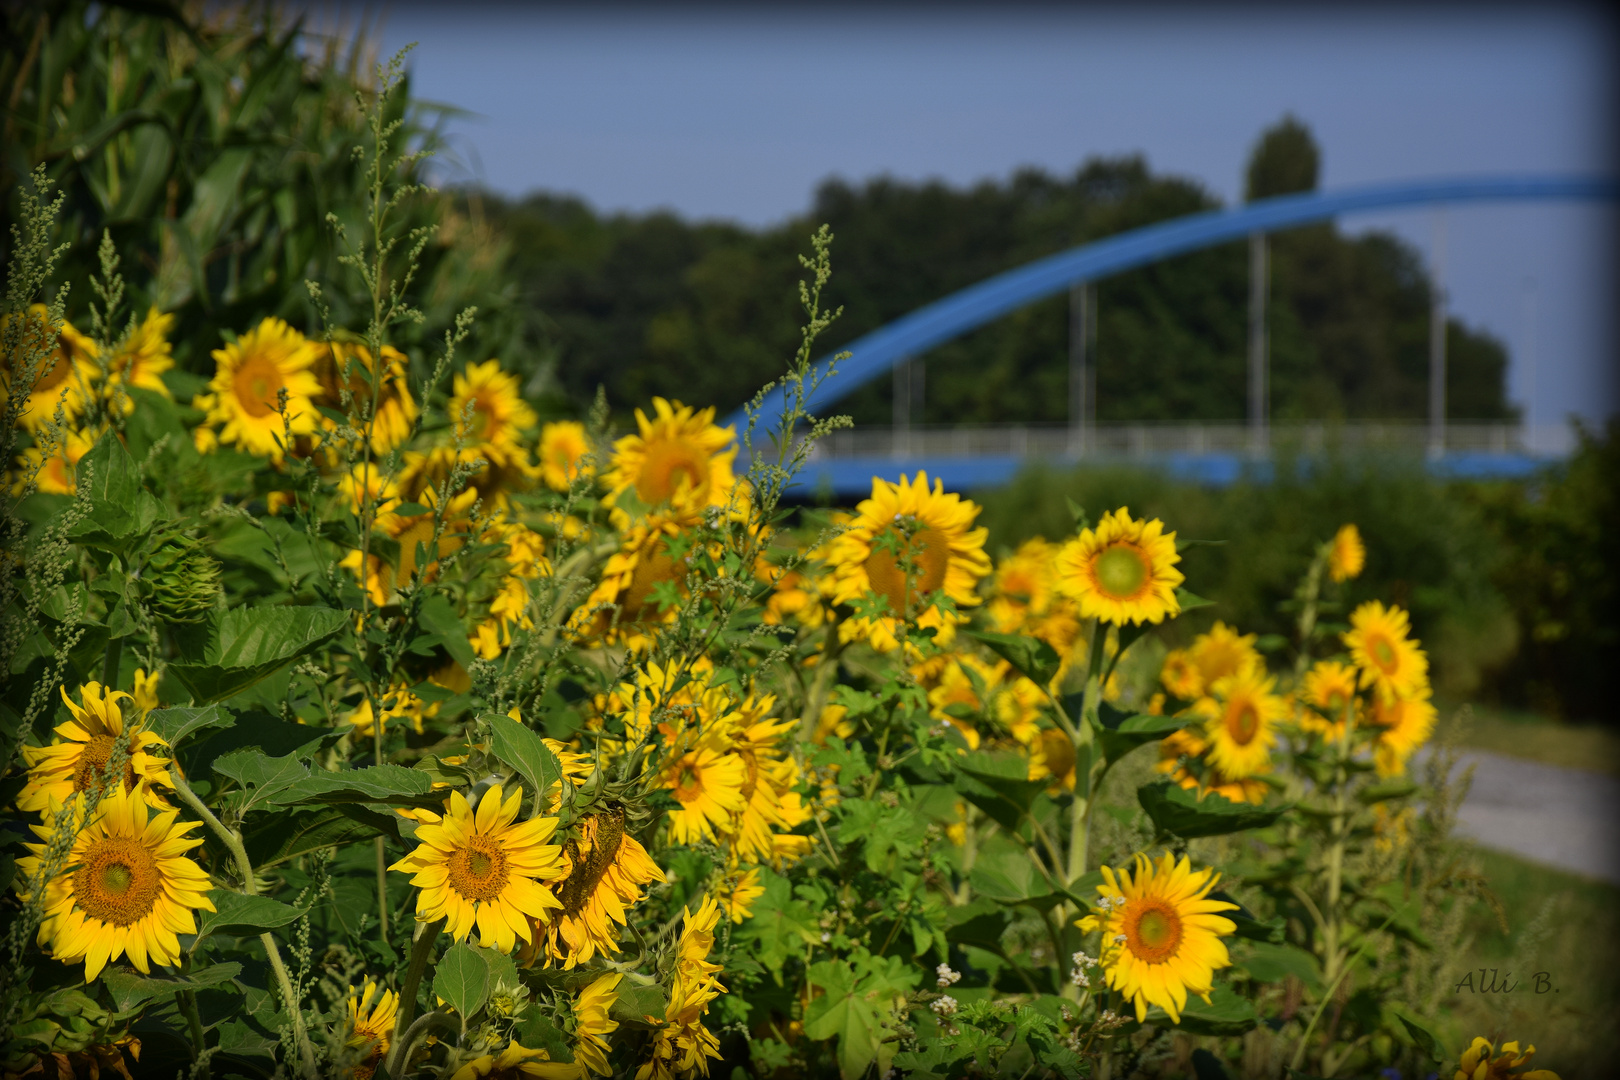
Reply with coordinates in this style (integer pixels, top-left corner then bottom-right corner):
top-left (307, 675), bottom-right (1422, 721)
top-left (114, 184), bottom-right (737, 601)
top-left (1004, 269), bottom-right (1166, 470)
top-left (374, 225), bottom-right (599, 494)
top-left (1441, 747), bottom-right (1620, 885)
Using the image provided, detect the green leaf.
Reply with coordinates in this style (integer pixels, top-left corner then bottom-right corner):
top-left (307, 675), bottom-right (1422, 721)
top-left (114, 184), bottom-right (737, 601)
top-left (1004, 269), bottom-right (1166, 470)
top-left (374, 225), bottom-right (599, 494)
top-left (434, 942), bottom-right (489, 1018)
top-left (512, 1010), bottom-right (574, 1062)
top-left (733, 872), bottom-right (820, 978)
top-left (804, 961), bottom-right (884, 1080)
top-left (1238, 942), bottom-right (1323, 991)
top-left (944, 897), bottom-right (1012, 952)
top-left (1098, 713), bottom-right (1186, 765)
top-left (957, 752), bottom-right (1049, 825)
top-left (607, 981), bottom-right (668, 1026)
top-left (168, 605), bottom-right (349, 703)
top-left (101, 962), bottom-right (242, 1012)
top-left (1138, 782), bottom-right (1289, 839)
top-left (486, 712), bottom-right (562, 808)
top-left (212, 749), bottom-right (309, 810)
top-left (969, 630), bottom-right (1061, 691)
top-left (144, 704), bottom-right (233, 750)
top-left (1142, 984), bottom-right (1257, 1035)
top-left (271, 763), bottom-right (435, 807)
top-left (1357, 778), bottom-right (1419, 804)
top-left (968, 847), bottom-right (1062, 911)
top-left (417, 592), bottom-right (475, 670)
top-left (198, 890), bottom-right (307, 937)
top-left (1174, 588), bottom-right (1216, 613)
top-left (240, 805), bottom-right (400, 869)
top-left (1396, 1012), bottom-right (1448, 1063)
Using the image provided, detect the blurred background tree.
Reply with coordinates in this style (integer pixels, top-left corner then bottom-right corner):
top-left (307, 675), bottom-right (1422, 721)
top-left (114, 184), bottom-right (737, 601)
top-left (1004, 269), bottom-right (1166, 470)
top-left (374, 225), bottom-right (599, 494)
top-left (1, 0), bottom-right (529, 387)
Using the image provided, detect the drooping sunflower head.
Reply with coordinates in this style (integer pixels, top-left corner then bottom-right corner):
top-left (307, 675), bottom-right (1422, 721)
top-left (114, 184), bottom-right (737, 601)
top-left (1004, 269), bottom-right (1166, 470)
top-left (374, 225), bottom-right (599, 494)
top-left (539, 420), bottom-right (595, 492)
top-left (528, 806), bottom-right (665, 970)
top-left (104, 307), bottom-right (175, 413)
top-left (1, 306), bottom-right (100, 431)
top-left (827, 472), bottom-right (991, 652)
top-left (18, 683), bottom-right (173, 815)
top-left (1196, 668), bottom-right (1285, 781)
top-left (1055, 507), bottom-right (1183, 626)
top-left (447, 1039), bottom-right (577, 1080)
top-left (18, 782), bottom-right (214, 981)
top-left (1328, 523), bottom-right (1366, 583)
top-left (1344, 601), bottom-right (1429, 701)
top-left (1188, 621), bottom-right (1262, 687)
top-left (605, 397), bottom-right (737, 520)
top-left (570, 972), bottom-right (622, 1076)
top-left (450, 359), bottom-right (537, 456)
top-left (388, 785), bottom-right (567, 952)
top-left (195, 317), bottom-right (322, 459)
top-left (314, 341), bottom-right (420, 454)
top-left (1084, 852), bottom-right (1237, 1024)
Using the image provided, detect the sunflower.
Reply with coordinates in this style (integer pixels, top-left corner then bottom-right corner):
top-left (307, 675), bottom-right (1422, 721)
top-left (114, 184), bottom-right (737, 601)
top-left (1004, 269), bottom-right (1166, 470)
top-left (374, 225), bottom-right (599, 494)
top-left (638, 898), bottom-right (726, 1080)
top-left (1344, 601), bottom-right (1429, 701)
top-left (527, 807), bottom-right (665, 970)
top-left (388, 786), bottom-right (568, 952)
top-left (1297, 660), bottom-right (1360, 741)
top-left (17, 783), bottom-right (214, 982)
top-left (340, 485), bottom-right (479, 605)
top-left (1154, 728), bottom-right (1270, 806)
top-left (662, 742), bottom-right (748, 847)
top-left (346, 684), bottom-right (426, 739)
top-left (192, 318), bottom-right (321, 459)
top-left (1369, 688), bottom-right (1437, 777)
top-left (826, 472), bottom-right (991, 653)
top-left (717, 865), bottom-right (765, 924)
top-left (450, 1040), bottom-right (580, 1080)
top-left (604, 398), bottom-right (738, 523)
top-left (1188, 622), bottom-right (1262, 688)
top-left (1055, 507), bottom-right (1183, 626)
top-left (1453, 1037), bottom-right (1560, 1080)
top-left (1, 306), bottom-right (99, 432)
top-left (1328, 523), bottom-right (1366, 583)
top-left (1080, 852), bottom-right (1238, 1023)
top-left (19, 684), bottom-right (172, 815)
top-left (726, 703), bottom-right (812, 865)
top-left (570, 515), bottom-right (691, 648)
top-left (451, 359), bottom-right (538, 456)
top-left (314, 341), bottom-right (419, 455)
top-left (131, 668), bottom-right (161, 716)
top-left (346, 980), bottom-right (398, 1076)
top-left (1159, 648), bottom-right (1204, 701)
top-left (540, 420), bottom-right (594, 492)
top-left (985, 538), bottom-right (1083, 657)
top-left (1197, 669), bottom-right (1286, 780)
top-left (571, 973), bottom-right (621, 1076)
top-left (11, 425), bottom-right (94, 497)
top-left (103, 307), bottom-right (175, 415)
top-left (925, 654), bottom-right (1000, 750)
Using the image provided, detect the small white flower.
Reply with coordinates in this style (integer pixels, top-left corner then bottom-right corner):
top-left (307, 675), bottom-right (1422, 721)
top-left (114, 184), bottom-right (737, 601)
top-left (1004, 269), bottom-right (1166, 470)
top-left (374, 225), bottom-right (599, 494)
top-left (1112, 933), bottom-right (1128, 945)
top-left (935, 963), bottom-right (962, 988)
top-left (931, 995), bottom-right (959, 1017)
top-left (1069, 968), bottom-right (1090, 988)
top-left (821, 931), bottom-right (832, 943)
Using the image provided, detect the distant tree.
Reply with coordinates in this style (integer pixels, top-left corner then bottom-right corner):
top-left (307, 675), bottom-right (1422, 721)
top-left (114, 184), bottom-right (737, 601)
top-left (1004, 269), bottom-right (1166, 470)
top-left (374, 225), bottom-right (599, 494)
top-left (1245, 114), bottom-right (1321, 201)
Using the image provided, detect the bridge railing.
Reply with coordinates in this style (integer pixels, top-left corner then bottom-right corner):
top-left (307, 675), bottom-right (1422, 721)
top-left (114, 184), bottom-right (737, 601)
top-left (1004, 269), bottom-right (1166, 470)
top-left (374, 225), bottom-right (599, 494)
top-left (806, 421), bottom-right (1575, 461)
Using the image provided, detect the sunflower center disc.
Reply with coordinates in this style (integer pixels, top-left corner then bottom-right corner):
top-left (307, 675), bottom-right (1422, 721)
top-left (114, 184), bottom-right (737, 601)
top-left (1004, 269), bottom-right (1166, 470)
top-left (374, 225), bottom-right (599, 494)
top-left (638, 438), bottom-right (708, 505)
top-left (447, 838), bottom-right (510, 902)
top-left (1372, 637), bottom-right (1396, 671)
top-left (73, 836), bottom-right (161, 927)
top-left (73, 734), bottom-right (133, 793)
top-left (1228, 704), bottom-right (1260, 745)
top-left (864, 526), bottom-right (951, 615)
top-left (1126, 900), bottom-right (1184, 964)
top-left (1095, 545), bottom-right (1149, 600)
top-left (234, 357), bottom-right (286, 418)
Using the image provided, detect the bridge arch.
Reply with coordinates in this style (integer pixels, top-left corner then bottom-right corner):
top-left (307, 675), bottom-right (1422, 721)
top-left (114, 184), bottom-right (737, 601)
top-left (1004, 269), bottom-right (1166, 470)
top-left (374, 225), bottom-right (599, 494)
top-left (726, 175), bottom-right (1618, 445)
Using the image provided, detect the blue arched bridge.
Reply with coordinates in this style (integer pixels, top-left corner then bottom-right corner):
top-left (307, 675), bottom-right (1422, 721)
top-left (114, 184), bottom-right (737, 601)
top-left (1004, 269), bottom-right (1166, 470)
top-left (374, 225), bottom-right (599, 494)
top-left (721, 175), bottom-right (1620, 495)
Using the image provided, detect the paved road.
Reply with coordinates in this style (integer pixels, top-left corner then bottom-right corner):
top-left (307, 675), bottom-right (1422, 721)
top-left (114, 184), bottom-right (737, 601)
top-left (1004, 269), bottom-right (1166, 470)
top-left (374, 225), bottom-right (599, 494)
top-left (1438, 748), bottom-right (1620, 885)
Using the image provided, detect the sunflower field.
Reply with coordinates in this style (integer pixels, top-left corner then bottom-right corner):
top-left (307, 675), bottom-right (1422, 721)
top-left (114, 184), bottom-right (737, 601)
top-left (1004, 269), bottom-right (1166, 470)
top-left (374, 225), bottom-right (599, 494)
top-left (0, 35), bottom-right (1571, 1080)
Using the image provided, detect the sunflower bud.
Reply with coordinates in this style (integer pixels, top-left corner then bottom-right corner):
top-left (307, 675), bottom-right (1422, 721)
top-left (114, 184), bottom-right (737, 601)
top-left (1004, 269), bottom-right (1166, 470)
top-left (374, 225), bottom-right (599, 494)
top-left (141, 531), bottom-right (222, 623)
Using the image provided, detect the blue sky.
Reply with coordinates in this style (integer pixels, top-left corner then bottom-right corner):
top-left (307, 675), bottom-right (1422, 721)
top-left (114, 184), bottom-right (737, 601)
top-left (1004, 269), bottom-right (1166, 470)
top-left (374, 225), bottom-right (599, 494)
top-left (328, 2), bottom-right (1617, 429)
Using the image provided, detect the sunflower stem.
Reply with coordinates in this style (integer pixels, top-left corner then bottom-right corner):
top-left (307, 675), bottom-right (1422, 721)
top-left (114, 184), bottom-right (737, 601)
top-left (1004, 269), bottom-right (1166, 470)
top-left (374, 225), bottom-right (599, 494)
top-left (101, 634), bottom-right (121, 688)
top-left (387, 916), bottom-right (444, 1077)
top-left (169, 771), bottom-right (318, 1078)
